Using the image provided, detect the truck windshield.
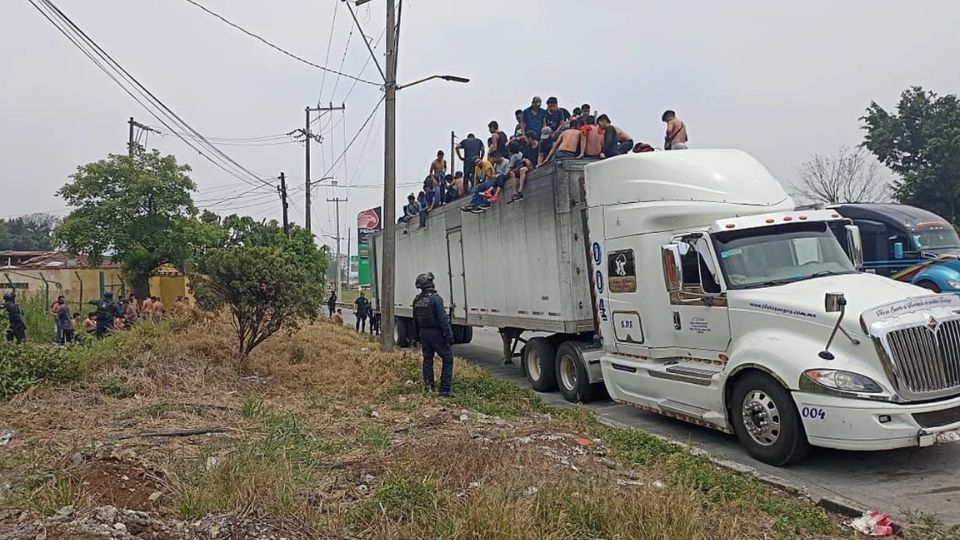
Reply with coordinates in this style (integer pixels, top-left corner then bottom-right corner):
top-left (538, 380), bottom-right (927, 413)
top-left (910, 224), bottom-right (960, 251)
top-left (712, 222), bottom-right (855, 289)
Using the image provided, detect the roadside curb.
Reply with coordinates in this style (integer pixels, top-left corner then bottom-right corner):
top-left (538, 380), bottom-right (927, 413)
top-left (589, 414), bottom-right (867, 517)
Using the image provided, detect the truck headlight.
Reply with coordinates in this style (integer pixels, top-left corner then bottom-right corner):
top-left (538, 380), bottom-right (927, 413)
top-left (947, 280), bottom-right (960, 290)
top-left (802, 369), bottom-right (883, 393)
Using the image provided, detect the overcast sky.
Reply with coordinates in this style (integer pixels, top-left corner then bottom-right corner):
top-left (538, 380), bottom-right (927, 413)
top-left (2, 0), bottom-right (959, 248)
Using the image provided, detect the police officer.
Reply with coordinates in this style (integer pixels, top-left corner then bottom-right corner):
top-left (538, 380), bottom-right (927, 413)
top-left (88, 290), bottom-right (123, 339)
top-left (411, 273), bottom-right (455, 397)
top-left (3, 291), bottom-right (27, 344)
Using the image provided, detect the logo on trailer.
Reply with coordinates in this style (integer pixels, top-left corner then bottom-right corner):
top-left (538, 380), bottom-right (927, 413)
top-left (614, 253), bottom-right (628, 276)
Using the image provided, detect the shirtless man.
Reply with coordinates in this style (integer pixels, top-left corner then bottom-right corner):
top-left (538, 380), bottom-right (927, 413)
top-left (578, 116), bottom-right (603, 159)
top-left (429, 150), bottom-right (447, 181)
top-left (662, 110), bottom-right (688, 150)
top-left (544, 120), bottom-right (582, 161)
top-left (151, 296), bottom-right (166, 318)
top-left (141, 295), bottom-right (154, 318)
top-left (597, 114), bottom-right (634, 157)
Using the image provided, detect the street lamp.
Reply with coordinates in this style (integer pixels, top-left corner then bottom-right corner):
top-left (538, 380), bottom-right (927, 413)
top-left (310, 176), bottom-right (336, 190)
top-left (397, 75), bottom-right (471, 91)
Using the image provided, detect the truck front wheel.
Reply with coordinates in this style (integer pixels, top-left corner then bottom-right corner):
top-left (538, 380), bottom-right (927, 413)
top-left (556, 342), bottom-right (600, 403)
top-left (730, 373), bottom-right (810, 466)
top-left (523, 337), bottom-right (557, 392)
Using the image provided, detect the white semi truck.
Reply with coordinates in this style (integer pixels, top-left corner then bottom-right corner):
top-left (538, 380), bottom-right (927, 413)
top-left (370, 149), bottom-right (960, 465)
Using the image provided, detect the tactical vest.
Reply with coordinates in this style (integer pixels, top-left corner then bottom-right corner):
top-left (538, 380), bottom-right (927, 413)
top-left (96, 301), bottom-right (114, 324)
top-left (413, 291), bottom-right (438, 329)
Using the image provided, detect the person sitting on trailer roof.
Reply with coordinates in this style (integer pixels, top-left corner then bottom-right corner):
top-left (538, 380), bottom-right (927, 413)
top-left (402, 193), bottom-right (421, 223)
top-left (537, 126), bottom-right (554, 167)
top-left (487, 121), bottom-right (509, 159)
top-left (460, 154), bottom-right (498, 213)
top-left (544, 119), bottom-right (582, 162)
top-left (578, 115), bottom-right (603, 159)
top-left (446, 172), bottom-right (463, 201)
top-left (479, 149), bottom-right (512, 204)
top-left (419, 183), bottom-right (437, 229)
top-left (597, 114), bottom-right (634, 158)
top-left (512, 109), bottom-right (524, 139)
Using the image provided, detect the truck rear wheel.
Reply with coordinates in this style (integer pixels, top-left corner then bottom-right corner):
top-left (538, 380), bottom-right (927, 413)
top-left (730, 373), bottom-right (810, 466)
top-left (452, 325), bottom-right (473, 344)
top-left (556, 342), bottom-right (600, 403)
top-left (523, 337), bottom-right (557, 392)
top-left (395, 317), bottom-right (412, 348)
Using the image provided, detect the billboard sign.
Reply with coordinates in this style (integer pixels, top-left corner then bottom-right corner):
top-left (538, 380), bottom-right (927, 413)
top-left (357, 206), bottom-right (382, 287)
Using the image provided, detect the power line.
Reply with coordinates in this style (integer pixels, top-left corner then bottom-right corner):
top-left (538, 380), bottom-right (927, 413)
top-left (316, 0), bottom-right (339, 104)
top-left (181, 0), bottom-right (379, 87)
top-left (315, 96), bottom-right (385, 183)
top-left (29, 0), bottom-right (273, 191)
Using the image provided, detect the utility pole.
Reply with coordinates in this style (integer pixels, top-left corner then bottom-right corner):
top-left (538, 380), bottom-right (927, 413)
top-left (381, 0), bottom-right (398, 351)
top-left (127, 116), bottom-right (157, 157)
top-left (341, 0), bottom-right (468, 351)
top-left (327, 195), bottom-right (348, 301)
top-left (297, 104), bottom-right (345, 234)
top-left (278, 172), bottom-right (289, 236)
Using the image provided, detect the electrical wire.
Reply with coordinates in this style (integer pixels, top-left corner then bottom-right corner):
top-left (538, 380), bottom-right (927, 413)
top-left (28, 0), bottom-right (273, 190)
top-left (314, 96), bottom-right (385, 183)
top-left (181, 0), bottom-right (379, 86)
top-left (316, 0), bottom-right (339, 104)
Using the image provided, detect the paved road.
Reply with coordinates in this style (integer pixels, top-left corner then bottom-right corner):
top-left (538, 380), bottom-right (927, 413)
top-left (343, 315), bottom-right (959, 523)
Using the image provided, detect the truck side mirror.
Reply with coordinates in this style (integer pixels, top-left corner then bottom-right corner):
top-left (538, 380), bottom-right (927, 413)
top-left (893, 241), bottom-right (904, 260)
top-left (661, 244), bottom-right (682, 293)
top-left (824, 292), bottom-right (845, 313)
top-left (844, 225), bottom-right (864, 269)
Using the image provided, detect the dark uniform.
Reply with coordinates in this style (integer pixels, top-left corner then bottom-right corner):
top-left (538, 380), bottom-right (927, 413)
top-left (3, 292), bottom-right (26, 344)
top-left (88, 291), bottom-right (123, 339)
top-left (355, 295), bottom-right (371, 333)
top-left (411, 273), bottom-right (455, 396)
top-left (327, 292), bottom-right (337, 317)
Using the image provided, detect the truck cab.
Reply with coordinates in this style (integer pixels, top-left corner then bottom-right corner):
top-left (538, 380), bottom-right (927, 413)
top-left (586, 151), bottom-right (960, 465)
top-left (831, 203), bottom-right (960, 293)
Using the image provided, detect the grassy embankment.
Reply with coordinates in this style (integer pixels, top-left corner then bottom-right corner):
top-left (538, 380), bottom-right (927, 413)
top-left (0, 312), bottom-right (956, 538)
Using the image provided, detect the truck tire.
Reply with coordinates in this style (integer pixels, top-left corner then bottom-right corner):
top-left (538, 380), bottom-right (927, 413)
top-left (556, 341), bottom-right (600, 403)
top-left (729, 372), bottom-right (810, 466)
top-left (396, 317), bottom-right (411, 348)
top-left (523, 337), bottom-right (557, 392)
top-left (452, 324), bottom-right (473, 344)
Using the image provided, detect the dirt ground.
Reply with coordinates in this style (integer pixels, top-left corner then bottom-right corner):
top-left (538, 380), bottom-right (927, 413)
top-left (0, 315), bottom-right (939, 539)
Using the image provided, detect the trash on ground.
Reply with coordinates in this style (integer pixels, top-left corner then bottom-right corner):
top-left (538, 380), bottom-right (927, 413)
top-left (848, 511), bottom-right (895, 537)
top-left (0, 430), bottom-right (13, 446)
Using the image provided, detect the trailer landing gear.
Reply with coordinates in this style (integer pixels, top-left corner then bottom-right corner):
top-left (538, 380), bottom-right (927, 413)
top-left (498, 327), bottom-right (525, 366)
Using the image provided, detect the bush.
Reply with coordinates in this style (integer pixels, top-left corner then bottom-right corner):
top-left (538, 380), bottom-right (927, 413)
top-left (0, 343), bottom-right (82, 398)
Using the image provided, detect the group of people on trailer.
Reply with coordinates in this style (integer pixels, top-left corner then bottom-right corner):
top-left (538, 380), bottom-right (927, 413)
top-left (402, 96), bottom-right (689, 221)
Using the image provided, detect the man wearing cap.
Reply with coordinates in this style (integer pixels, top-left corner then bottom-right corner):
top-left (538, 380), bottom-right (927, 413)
top-left (521, 96), bottom-right (548, 139)
top-left (543, 97), bottom-right (571, 137)
top-left (455, 134), bottom-right (485, 191)
top-left (537, 126), bottom-right (555, 167)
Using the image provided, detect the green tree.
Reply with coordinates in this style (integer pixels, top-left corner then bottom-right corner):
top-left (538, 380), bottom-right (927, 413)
top-left (862, 86), bottom-right (960, 221)
top-left (190, 246), bottom-right (323, 370)
top-left (55, 151), bottom-right (198, 297)
top-left (0, 214), bottom-right (59, 251)
top-left (197, 213), bottom-right (328, 283)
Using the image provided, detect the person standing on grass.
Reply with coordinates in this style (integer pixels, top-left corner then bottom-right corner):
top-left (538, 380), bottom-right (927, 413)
top-left (141, 295), bottom-right (154, 319)
top-left (152, 296), bottom-right (166, 318)
top-left (411, 272), bottom-right (455, 397)
top-left (332, 308), bottom-right (344, 324)
top-left (55, 296), bottom-right (73, 344)
top-left (327, 291), bottom-right (337, 317)
top-left (370, 310), bottom-right (381, 336)
top-left (3, 291), bottom-right (26, 344)
top-left (354, 291), bottom-right (371, 333)
top-left (125, 293), bottom-right (139, 327)
top-left (88, 290), bottom-right (123, 339)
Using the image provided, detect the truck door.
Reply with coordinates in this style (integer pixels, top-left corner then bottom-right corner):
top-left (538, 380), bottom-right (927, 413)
top-left (667, 234), bottom-right (731, 354)
top-left (446, 230), bottom-right (467, 321)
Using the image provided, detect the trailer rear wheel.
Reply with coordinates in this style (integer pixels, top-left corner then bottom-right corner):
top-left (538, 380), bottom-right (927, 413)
top-left (452, 325), bottom-right (473, 344)
top-left (730, 372), bottom-right (810, 466)
top-left (556, 342), bottom-right (600, 403)
top-left (396, 317), bottom-right (412, 348)
top-left (523, 337), bottom-right (557, 392)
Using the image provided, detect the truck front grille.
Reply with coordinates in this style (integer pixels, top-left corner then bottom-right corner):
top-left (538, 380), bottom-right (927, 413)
top-left (883, 320), bottom-right (960, 398)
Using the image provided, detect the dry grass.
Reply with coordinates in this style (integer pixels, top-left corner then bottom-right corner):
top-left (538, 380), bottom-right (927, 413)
top-left (0, 315), bottom-right (872, 539)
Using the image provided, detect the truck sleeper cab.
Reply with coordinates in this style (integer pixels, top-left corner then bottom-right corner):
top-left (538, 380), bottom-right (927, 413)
top-left (374, 150), bottom-right (960, 466)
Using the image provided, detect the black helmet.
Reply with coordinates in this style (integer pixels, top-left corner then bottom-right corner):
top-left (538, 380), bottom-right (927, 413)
top-left (415, 272), bottom-right (435, 290)
top-left (2, 291), bottom-right (13, 302)
top-left (104, 290), bottom-right (114, 300)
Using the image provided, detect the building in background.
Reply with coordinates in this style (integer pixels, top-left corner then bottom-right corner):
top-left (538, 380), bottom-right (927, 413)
top-left (0, 250), bottom-right (123, 312)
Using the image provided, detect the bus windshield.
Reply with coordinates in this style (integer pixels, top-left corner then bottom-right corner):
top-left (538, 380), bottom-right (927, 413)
top-left (712, 222), bottom-right (855, 290)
